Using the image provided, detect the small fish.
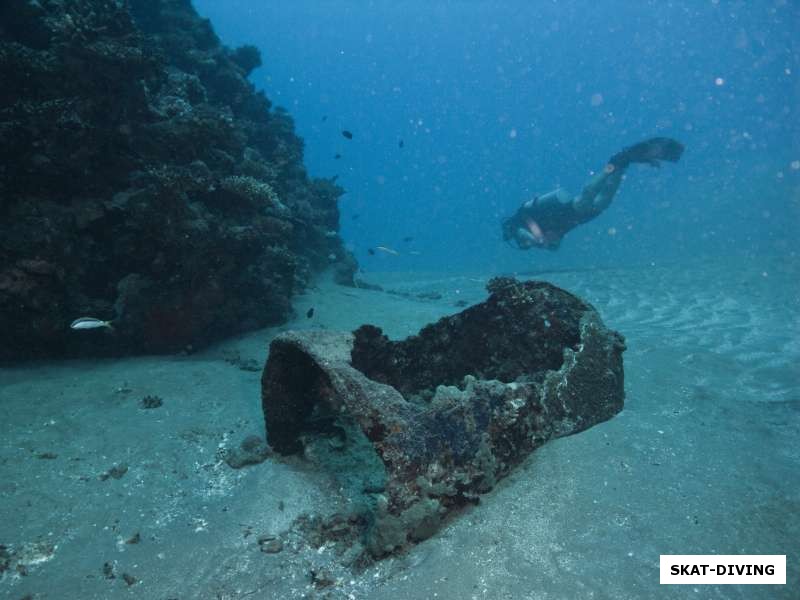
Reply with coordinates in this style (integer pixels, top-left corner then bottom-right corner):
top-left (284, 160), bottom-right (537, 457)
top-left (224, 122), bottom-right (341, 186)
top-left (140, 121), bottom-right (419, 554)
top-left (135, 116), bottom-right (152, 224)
top-left (334, 153), bottom-right (341, 159)
top-left (402, 236), bottom-right (413, 243)
top-left (306, 307), bottom-right (315, 319)
top-left (367, 248), bottom-right (376, 255)
top-left (322, 115), bottom-right (328, 122)
top-left (399, 139), bottom-right (404, 148)
top-left (342, 130), bottom-right (353, 139)
top-left (70, 317), bottom-right (113, 330)
top-left (351, 214), bottom-right (359, 220)
top-left (375, 245), bottom-right (399, 255)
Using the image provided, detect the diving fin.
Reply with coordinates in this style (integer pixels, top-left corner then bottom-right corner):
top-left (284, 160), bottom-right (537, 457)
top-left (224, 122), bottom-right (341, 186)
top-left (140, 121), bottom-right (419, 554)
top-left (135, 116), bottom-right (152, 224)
top-left (609, 137), bottom-right (684, 169)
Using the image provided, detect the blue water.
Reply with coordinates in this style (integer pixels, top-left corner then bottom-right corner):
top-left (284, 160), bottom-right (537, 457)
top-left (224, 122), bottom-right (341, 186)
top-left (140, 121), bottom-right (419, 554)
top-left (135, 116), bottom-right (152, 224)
top-left (194, 0), bottom-right (798, 273)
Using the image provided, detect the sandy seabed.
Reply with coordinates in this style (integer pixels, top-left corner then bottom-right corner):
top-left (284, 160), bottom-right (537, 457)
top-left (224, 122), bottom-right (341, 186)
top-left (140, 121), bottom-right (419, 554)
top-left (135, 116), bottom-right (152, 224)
top-left (1, 256), bottom-right (798, 600)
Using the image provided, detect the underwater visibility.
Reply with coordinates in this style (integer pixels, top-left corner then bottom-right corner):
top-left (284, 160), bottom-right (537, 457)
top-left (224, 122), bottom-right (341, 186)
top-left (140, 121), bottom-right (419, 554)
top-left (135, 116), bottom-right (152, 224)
top-left (0, 1), bottom-right (798, 598)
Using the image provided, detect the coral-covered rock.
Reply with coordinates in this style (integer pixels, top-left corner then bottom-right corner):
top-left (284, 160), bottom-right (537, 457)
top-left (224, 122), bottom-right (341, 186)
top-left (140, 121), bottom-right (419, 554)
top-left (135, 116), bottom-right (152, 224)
top-left (262, 278), bottom-right (626, 557)
top-left (0, 0), bottom-right (354, 359)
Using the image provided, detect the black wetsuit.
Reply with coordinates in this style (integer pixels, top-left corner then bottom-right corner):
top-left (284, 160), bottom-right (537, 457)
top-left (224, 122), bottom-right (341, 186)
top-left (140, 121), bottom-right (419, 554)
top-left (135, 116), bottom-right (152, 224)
top-left (502, 137), bottom-right (684, 250)
top-left (524, 198), bottom-right (586, 243)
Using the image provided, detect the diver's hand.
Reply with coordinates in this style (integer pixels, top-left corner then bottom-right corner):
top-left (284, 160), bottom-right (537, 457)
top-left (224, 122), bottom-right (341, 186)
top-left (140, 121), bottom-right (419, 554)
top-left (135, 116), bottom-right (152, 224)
top-left (516, 227), bottom-right (538, 248)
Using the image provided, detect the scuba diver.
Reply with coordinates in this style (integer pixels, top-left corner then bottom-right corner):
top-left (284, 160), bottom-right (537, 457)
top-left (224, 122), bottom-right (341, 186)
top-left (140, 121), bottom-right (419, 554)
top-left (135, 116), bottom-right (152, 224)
top-left (502, 137), bottom-right (684, 250)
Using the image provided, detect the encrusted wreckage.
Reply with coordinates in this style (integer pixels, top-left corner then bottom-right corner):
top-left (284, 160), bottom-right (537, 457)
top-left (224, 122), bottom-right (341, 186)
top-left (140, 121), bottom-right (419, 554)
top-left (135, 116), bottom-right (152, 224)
top-left (262, 277), bottom-right (626, 558)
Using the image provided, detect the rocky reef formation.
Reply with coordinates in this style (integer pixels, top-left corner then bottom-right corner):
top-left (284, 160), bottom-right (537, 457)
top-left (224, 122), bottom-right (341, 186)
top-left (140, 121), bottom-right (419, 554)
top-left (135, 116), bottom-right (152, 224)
top-left (262, 277), bottom-right (626, 559)
top-left (0, 0), bottom-right (354, 359)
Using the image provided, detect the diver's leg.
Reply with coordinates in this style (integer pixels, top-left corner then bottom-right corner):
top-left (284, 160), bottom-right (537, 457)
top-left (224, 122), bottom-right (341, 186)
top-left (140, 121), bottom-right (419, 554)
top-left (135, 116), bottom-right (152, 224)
top-left (572, 166), bottom-right (624, 218)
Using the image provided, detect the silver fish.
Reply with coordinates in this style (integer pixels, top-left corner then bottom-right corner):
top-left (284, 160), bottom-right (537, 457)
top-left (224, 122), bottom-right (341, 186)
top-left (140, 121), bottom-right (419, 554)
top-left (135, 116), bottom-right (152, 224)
top-left (70, 317), bottom-right (114, 330)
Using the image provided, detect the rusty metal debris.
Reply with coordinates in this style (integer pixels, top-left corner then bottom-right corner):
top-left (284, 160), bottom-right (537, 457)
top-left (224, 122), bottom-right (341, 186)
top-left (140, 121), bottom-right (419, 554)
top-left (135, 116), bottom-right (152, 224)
top-left (262, 277), bottom-right (626, 557)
